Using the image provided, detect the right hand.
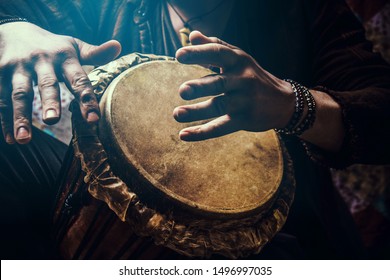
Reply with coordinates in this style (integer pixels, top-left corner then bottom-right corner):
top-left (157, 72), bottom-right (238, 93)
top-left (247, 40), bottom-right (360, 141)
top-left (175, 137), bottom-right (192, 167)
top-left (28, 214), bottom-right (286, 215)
top-left (0, 21), bottom-right (121, 144)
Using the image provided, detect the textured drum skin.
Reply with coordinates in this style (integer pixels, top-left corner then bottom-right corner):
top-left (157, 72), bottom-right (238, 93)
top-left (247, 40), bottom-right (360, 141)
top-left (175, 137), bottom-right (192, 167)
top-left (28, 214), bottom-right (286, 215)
top-left (99, 61), bottom-right (284, 218)
top-left (53, 53), bottom-right (295, 259)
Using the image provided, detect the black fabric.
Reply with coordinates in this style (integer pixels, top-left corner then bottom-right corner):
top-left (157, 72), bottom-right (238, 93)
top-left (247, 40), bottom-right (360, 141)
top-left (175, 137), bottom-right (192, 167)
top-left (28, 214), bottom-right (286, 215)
top-left (152, 0), bottom-right (181, 57)
top-left (0, 127), bottom-right (67, 259)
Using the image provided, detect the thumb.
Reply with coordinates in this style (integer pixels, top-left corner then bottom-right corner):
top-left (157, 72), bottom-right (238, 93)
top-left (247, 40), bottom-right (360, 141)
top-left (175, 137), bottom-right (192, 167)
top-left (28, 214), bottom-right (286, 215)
top-left (75, 39), bottom-right (122, 65)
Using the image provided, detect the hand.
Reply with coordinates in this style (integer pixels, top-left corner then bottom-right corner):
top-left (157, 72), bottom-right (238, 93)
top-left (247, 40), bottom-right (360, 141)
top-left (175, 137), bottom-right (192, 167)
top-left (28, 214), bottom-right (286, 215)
top-left (173, 31), bottom-right (295, 141)
top-left (0, 22), bottom-right (121, 144)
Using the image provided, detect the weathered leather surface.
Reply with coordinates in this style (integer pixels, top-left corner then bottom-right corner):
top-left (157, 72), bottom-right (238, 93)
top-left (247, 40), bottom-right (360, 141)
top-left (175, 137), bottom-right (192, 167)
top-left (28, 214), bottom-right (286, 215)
top-left (54, 53), bottom-right (296, 258)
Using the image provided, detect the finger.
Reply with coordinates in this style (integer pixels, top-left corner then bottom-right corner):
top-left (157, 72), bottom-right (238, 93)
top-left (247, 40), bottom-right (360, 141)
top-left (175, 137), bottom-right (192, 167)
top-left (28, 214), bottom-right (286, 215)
top-left (0, 76), bottom-right (15, 144)
top-left (179, 74), bottom-right (243, 100)
top-left (179, 114), bottom-right (240, 141)
top-left (173, 94), bottom-right (229, 123)
top-left (75, 39), bottom-right (122, 65)
top-left (11, 67), bottom-right (34, 144)
top-left (189, 31), bottom-right (239, 50)
top-left (61, 57), bottom-right (100, 123)
top-left (188, 31), bottom-right (240, 72)
top-left (0, 99), bottom-right (15, 144)
top-left (35, 61), bottom-right (61, 124)
top-left (176, 43), bottom-right (238, 69)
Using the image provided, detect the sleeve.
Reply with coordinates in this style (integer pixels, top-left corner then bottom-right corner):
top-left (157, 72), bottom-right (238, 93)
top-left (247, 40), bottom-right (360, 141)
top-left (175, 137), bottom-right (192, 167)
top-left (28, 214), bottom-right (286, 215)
top-left (303, 0), bottom-right (390, 167)
top-left (0, 1), bottom-right (29, 22)
top-left (0, 0), bottom-right (100, 43)
top-left (0, 0), bottom-right (141, 54)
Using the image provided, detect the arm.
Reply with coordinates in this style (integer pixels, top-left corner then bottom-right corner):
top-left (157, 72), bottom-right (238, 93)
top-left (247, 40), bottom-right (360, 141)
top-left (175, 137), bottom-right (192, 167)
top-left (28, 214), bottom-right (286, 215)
top-left (173, 32), bottom-right (345, 151)
top-left (299, 90), bottom-right (344, 153)
top-left (305, 0), bottom-right (390, 166)
top-left (173, 0), bottom-right (390, 167)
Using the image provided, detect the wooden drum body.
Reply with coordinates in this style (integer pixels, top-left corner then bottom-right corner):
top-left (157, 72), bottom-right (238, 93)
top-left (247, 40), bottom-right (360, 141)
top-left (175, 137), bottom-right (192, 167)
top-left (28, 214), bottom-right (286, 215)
top-left (53, 53), bottom-right (295, 259)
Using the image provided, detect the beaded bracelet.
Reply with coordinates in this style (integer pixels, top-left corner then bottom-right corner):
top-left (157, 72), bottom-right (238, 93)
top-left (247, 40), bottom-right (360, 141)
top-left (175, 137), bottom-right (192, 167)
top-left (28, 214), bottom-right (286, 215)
top-left (0, 17), bottom-right (28, 25)
top-left (282, 81), bottom-right (304, 132)
top-left (275, 79), bottom-right (316, 136)
top-left (292, 83), bottom-right (316, 136)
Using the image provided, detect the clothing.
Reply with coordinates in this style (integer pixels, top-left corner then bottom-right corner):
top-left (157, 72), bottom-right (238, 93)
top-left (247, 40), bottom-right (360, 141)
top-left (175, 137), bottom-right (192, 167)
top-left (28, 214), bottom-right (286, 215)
top-left (0, 127), bottom-right (67, 259)
top-left (346, 0), bottom-right (389, 22)
top-left (1, 0), bottom-right (390, 259)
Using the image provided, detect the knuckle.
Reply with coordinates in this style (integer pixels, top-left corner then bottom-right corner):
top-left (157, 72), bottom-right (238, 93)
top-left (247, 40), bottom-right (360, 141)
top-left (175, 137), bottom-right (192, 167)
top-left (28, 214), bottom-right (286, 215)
top-left (12, 89), bottom-right (33, 102)
top-left (57, 48), bottom-right (76, 60)
top-left (29, 51), bottom-right (50, 63)
top-left (212, 95), bottom-right (227, 115)
top-left (3, 51), bottom-right (48, 68)
top-left (244, 75), bottom-right (257, 87)
top-left (235, 49), bottom-right (247, 57)
top-left (28, 44), bottom-right (75, 64)
top-left (215, 75), bottom-right (227, 91)
top-left (0, 56), bottom-right (26, 69)
top-left (212, 43), bottom-right (223, 54)
top-left (71, 73), bottom-right (91, 92)
top-left (62, 35), bottom-right (77, 46)
top-left (14, 115), bottom-right (30, 125)
top-left (38, 75), bottom-right (59, 90)
top-left (55, 46), bottom-right (77, 63)
top-left (209, 37), bottom-right (223, 45)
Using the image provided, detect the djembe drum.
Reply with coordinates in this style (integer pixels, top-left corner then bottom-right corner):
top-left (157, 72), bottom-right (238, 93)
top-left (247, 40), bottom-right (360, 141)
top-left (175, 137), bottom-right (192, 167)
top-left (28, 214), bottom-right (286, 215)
top-left (52, 53), bottom-right (295, 259)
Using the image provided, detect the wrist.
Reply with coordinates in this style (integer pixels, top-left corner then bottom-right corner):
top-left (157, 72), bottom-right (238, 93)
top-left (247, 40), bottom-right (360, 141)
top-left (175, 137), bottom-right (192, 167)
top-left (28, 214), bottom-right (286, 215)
top-left (299, 90), bottom-right (345, 152)
top-left (275, 80), bottom-right (295, 129)
top-left (275, 80), bottom-right (317, 136)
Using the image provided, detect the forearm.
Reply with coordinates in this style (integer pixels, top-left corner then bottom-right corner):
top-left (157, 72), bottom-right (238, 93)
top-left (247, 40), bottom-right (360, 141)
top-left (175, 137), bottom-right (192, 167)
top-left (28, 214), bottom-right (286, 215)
top-left (302, 0), bottom-right (390, 166)
top-left (299, 90), bottom-right (345, 153)
top-left (287, 82), bottom-right (390, 169)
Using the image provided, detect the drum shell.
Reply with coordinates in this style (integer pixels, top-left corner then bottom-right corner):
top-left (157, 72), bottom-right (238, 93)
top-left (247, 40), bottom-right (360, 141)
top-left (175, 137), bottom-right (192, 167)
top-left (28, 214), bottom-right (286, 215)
top-left (53, 146), bottom-right (184, 259)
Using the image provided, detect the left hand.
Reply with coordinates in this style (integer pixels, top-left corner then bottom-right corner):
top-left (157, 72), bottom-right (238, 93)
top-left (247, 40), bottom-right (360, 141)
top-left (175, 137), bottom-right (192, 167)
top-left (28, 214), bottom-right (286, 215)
top-left (173, 31), bottom-right (295, 141)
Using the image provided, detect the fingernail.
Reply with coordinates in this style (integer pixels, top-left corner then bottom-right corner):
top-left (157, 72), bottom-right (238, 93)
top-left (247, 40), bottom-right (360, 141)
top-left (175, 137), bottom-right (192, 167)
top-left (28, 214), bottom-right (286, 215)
top-left (176, 49), bottom-right (189, 63)
top-left (179, 130), bottom-right (190, 140)
top-left (5, 133), bottom-right (14, 144)
top-left (45, 109), bottom-right (57, 120)
top-left (16, 127), bottom-right (29, 140)
top-left (174, 108), bottom-right (188, 121)
top-left (180, 84), bottom-right (193, 100)
top-left (87, 111), bottom-right (99, 122)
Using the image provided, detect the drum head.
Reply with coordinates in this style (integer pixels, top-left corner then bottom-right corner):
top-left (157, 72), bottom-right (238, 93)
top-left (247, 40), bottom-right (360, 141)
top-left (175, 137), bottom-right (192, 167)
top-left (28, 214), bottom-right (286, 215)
top-left (99, 60), bottom-right (284, 218)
